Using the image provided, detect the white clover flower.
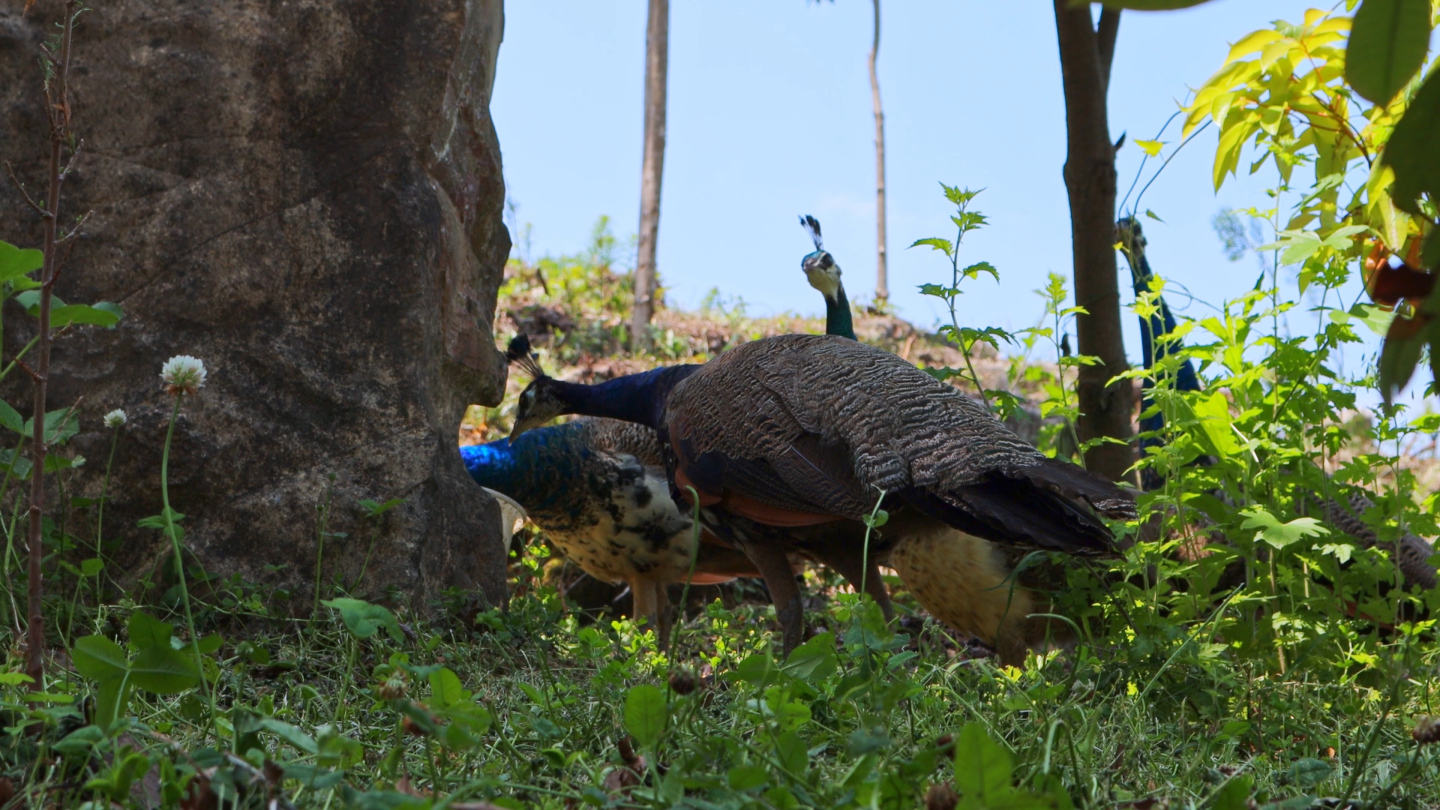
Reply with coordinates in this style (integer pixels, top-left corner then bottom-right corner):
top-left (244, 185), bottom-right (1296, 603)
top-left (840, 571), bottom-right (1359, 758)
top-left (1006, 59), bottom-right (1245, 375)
top-left (160, 355), bottom-right (207, 397)
top-left (103, 409), bottom-right (127, 430)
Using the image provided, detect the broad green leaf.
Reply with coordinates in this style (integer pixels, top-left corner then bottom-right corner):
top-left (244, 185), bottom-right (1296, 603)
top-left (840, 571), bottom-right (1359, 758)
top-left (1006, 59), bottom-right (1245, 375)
top-left (260, 718), bottom-right (319, 754)
top-left (1209, 774), bottom-right (1256, 810)
top-left (94, 678), bottom-right (134, 730)
top-left (429, 667), bottom-right (467, 708)
top-left (909, 237), bottom-right (953, 255)
top-left (127, 612), bottom-right (173, 651)
top-left (1240, 507), bottom-right (1330, 550)
top-left (1384, 71), bottom-right (1440, 215)
top-left (1226, 29), bottom-right (1284, 63)
top-left (53, 724), bottom-right (106, 756)
top-left (782, 632), bottom-right (837, 684)
top-left (1288, 758), bottom-right (1333, 790)
top-left (1134, 139), bottom-right (1165, 157)
top-left (322, 597), bottom-right (403, 643)
top-left (79, 558), bottom-right (104, 577)
top-left (953, 722), bottom-right (1013, 799)
top-left (775, 730), bottom-right (808, 777)
top-left (1193, 391), bottom-right (1240, 456)
top-left (0, 672), bottom-right (34, 686)
top-left (23, 408), bottom-right (80, 445)
top-left (623, 684), bottom-right (668, 749)
top-left (0, 401), bottom-right (22, 434)
top-left (129, 646), bottom-right (201, 693)
top-left (72, 635), bottom-right (128, 683)
top-left (49, 304), bottom-right (122, 328)
top-left (0, 242), bottom-right (42, 283)
top-left (727, 763), bottom-right (768, 791)
top-left (1345, 0), bottom-right (1431, 105)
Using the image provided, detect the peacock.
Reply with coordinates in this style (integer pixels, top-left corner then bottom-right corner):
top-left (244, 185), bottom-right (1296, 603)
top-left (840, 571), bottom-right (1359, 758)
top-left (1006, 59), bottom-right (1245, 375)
top-left (796, 214), bottom-right (1096, 660)
top-left (1118, 217), bottom-right (1436, 597)
top-left (462, 416), bottom-right (761, 635)
top-left (507, 331), bottom-right (1137, 658)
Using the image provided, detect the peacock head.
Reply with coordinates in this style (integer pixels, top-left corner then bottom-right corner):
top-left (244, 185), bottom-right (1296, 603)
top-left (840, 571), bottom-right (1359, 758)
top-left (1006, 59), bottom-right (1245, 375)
top-left (505, 334), bottom-right (566, 442)
top-left (799, 214), bottom-right (842, 301)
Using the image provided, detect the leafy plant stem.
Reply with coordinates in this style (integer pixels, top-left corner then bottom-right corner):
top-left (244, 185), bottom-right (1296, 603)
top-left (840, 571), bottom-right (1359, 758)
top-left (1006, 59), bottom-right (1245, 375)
top-left (161, 392), bottom-right (216, 742)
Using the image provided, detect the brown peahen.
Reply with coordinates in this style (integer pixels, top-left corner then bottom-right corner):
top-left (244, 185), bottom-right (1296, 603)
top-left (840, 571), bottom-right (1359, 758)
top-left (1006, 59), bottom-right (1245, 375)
top-left (508, 332), bottom-right (1137, 658)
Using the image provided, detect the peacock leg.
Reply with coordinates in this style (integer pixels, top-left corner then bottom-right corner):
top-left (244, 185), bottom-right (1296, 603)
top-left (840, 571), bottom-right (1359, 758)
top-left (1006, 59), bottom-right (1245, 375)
top-left (630, 576), bottom-right (659, 636)
top-left (745, 542), bottom-right (804, 656)
top-left (652, 579), bottom-right (674, 647)
top-left (812, 546), bottom-right (894, 623)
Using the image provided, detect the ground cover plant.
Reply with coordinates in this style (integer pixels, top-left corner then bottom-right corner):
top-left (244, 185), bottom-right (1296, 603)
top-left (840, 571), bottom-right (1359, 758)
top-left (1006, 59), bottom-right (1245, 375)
top-left (1, 2), bottom-right (1439, 809)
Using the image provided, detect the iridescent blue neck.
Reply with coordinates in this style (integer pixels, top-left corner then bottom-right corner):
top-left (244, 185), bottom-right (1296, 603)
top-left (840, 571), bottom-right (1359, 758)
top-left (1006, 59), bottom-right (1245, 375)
top-left (553, 364), bottom-right (700, 428)
top-left (463, 423), bottom-right (587, 516)
top-left (825, 283), bottom-right (855, 340)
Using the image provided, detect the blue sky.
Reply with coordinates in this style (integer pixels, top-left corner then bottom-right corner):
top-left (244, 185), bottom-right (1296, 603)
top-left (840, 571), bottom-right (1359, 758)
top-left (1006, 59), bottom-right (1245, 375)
top-left (491, 1), bottom-right (1418, 404)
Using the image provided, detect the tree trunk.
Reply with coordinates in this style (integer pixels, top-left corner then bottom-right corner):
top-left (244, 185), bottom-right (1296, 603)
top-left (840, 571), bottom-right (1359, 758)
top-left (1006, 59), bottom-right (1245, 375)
top-left (631, 0), bottom-right (670, 350)
top-left (0, 0), bottom-right (514, 614)
top-left (869, 0), bottom-right (888, 304)
top-left (1052, 1), bottom-right (1135, 483)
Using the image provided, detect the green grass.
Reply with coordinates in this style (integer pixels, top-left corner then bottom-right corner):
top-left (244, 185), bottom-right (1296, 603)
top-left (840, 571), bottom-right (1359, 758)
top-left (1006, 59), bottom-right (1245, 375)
top-left (5, 566), bottom-right (1437, 809)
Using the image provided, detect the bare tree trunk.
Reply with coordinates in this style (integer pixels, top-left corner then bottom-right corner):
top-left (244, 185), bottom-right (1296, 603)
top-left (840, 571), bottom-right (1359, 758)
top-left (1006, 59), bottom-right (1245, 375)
top-left (868, 0), bottom-right (888, 304)
top-left (1053, 1), bottom-right (1134, 484)
top-left (631, 0), bottom-right (669, 350)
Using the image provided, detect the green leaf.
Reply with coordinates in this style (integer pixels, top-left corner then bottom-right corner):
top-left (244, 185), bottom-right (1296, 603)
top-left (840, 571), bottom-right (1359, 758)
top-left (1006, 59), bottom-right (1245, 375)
top-left (322, 597), bottom-right (403, 643)
top-left (260, 718), bottom-right (319, 755)
top-left (953, 722), bottom-right (1013, 799)
top-left (1239, 508), bottom-right (1330, 550)
top-left (0, 401), bottom-right (23, 434)
top-left (909, 237), bottom-right (953, 255)
top-left (727, 763), bottom-right (769, 791)
top-left (1384, 71), bottom-right (1440, 215)
top-left (94, 678), bottom-right (134, 730)
top-left (79, 557), bottom-right (104, 577)
top-left (1193, 391), bottom-right (1241, 456)
top-left (360, 498), bottom-right (404, 518)
top-left (49, 304), bottom-right (122, 329)
top-left (0, 672), bottom-right (34, 686)
top-left (129, 646), bottom-right (201, 693)
top-left (72, 635), bottom-right (128, 683)
top-left (127, 612), bottom-right (174, 651)
top-left (1134, 138), bottom-right (1165, 157)
top-left (23, 408), bottom-right (80, 446)
top-left (53, 725), bottom-right (106, 756)
top-left (0, 241), bottom-right (43, 283)
top-left (1345, 0), bottom-right (1431, 105)
top-left (1287, 757), bottom-right (1333, 790)
top-left (1208, 774), bottom-right (1256, 810)
top-left (429, 667), bottom-right (467, 708)
top-left (782, 632), bottom-right (837, 684)
top-left (961, 261), bottom-right (999, 281)
top-left (623, 684), bottom-right (668, 749)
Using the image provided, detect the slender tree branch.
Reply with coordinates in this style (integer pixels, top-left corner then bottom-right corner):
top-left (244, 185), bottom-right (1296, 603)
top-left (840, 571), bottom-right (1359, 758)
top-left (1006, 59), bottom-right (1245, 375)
top-left (1097, 7), bottom-right (1121, 94)
top-left (24, 0), bottom-right (80, 692)
top-left (869, 0), bottom-right (888, 303)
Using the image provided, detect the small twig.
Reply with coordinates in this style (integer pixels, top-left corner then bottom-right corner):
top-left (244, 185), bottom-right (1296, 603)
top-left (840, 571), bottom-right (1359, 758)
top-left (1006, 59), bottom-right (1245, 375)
top-left (4, 162), bottom-right (47, 217)
top-left (58, 210), bottom-right (90, 244)
top-left (58, 137), bottom-right (82, 181)
top-left (13, 358), bottom-right (42, 385)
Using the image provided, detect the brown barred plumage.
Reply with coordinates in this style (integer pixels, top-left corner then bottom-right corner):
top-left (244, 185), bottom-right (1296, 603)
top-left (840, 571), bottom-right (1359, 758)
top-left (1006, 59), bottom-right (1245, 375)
top-left (1314, 490), bottom-right (1437, 593)
top-left (662, 334), bottom-right (1136, 558)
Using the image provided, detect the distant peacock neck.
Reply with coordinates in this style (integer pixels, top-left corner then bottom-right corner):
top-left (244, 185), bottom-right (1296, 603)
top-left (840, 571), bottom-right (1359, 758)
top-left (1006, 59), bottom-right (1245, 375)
top-left (825, 284), bottom-right (855, 340)
top-left (553, 364), bottom-right (700, 428)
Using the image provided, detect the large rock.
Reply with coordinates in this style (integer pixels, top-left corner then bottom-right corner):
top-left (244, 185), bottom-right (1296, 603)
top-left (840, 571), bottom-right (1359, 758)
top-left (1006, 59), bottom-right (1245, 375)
top-left (0, 0), bottom-right (512, 613)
